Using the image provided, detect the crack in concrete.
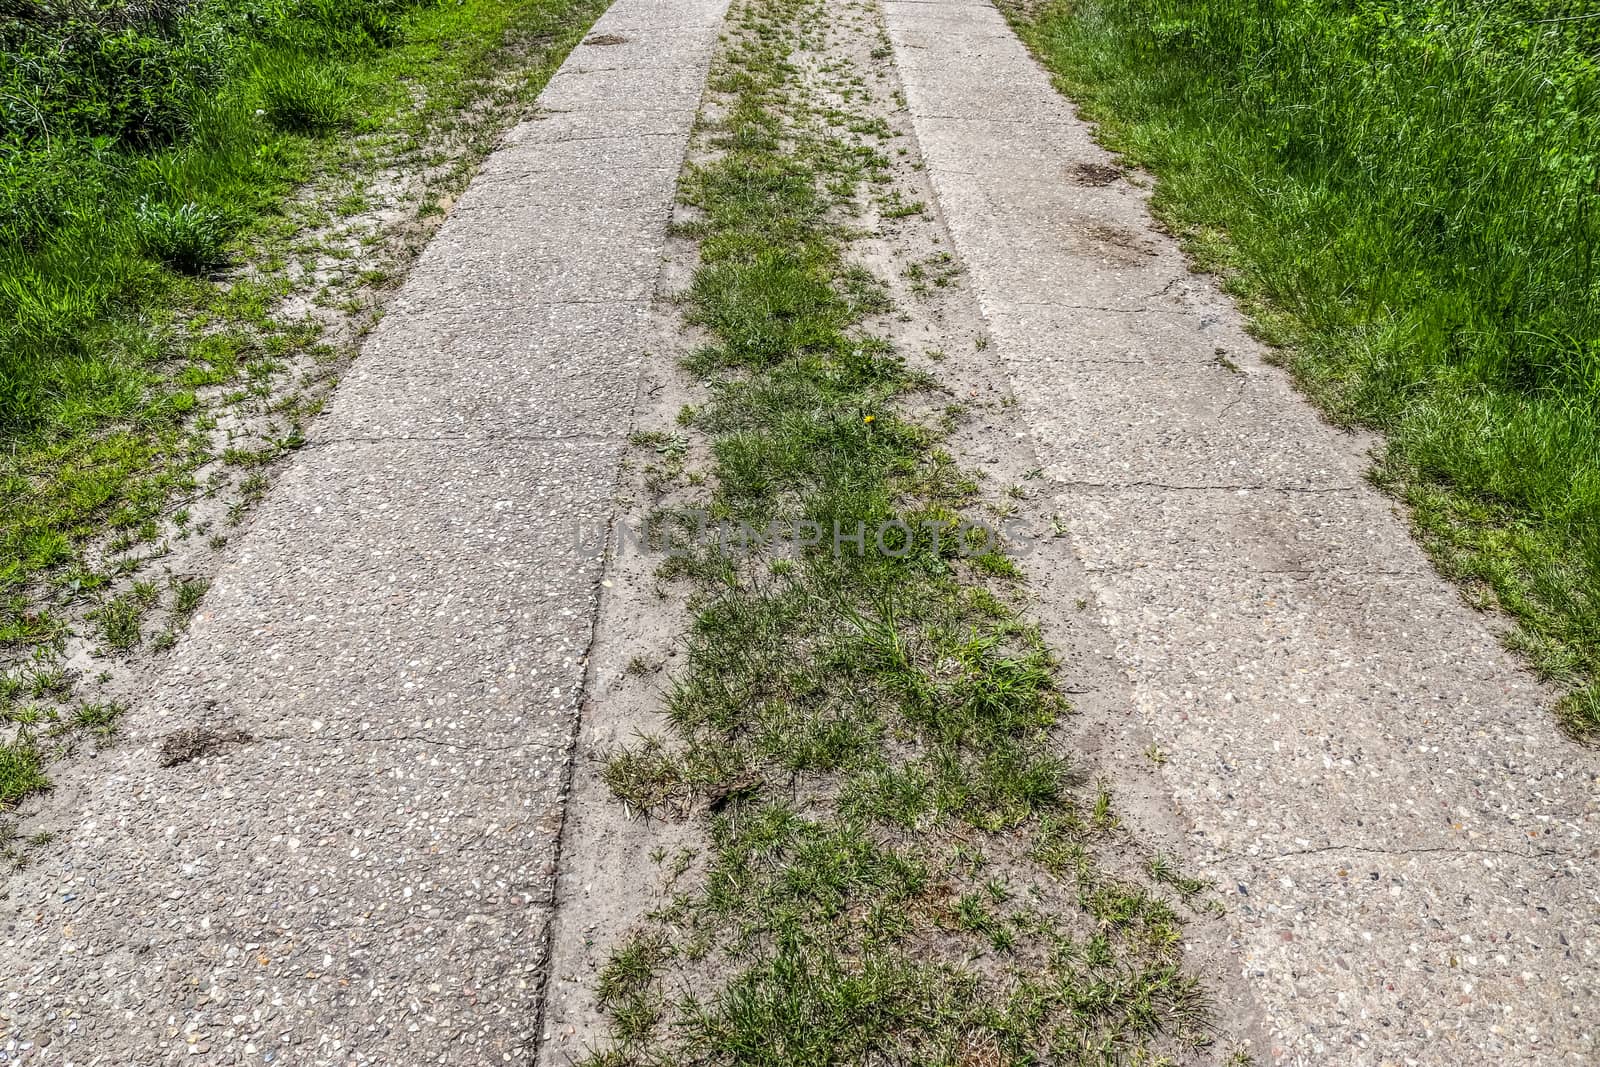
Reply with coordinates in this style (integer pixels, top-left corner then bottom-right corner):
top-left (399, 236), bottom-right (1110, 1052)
top-left (302, 432), bottom-right (623, 449)
top-left (1216, 374), bottom-right (1247, 420)
top-left (471, 159), bottom-right (680, 179)
top-left (254, 731), bottom-right (568, 753)
top-left (562, 65), bottom-right (724, 74)
top-left (528, 462), bottom-right (624, 1056)
top-left (1080, 563), bottom-right (1427, 579)
top-left (1052, 304), bottom-right (1155, 314)
top-left (532, 103), bottom-right (707, 116)
top-left (1004, 300), bottom-right (1191, 314)
top-left (910, 112), bottom-right (1082, 125)
top-left (1055, 479), bottom-right (1360, 494)
top-left (530, 132), bottom-right (684, 145)
top-left (386, 297), bottom-right (652, 316)
top-left (1247, 842), bottom-right (1579, 864)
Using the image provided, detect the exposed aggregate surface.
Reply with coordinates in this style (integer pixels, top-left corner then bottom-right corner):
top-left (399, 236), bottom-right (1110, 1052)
top-left (3, 1), bottom-right (1596, 1064)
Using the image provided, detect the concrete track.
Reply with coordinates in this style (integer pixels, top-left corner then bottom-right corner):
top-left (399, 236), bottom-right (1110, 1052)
top-left (3, 1), bottom-right (1594, 1064)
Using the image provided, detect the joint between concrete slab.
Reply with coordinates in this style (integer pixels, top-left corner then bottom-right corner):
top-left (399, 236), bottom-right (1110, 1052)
top-left (1055, 480), bottom-right (1363, 495)
top-left (305, 432), bottom-right (626, 448)
top-left (253, 731), bottom-right (571, 756)
top-left (1241, 842), bottom-right (1582, 865)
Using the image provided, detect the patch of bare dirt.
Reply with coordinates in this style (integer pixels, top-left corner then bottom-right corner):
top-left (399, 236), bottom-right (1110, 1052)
top-left (157, 725), bottom-right (253, 768)
top-left (1069, 160), bottom-right (1124, 185)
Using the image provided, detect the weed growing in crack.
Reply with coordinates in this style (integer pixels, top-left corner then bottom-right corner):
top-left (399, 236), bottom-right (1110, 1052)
top-left (89, 585), bottom-right (157, 654)
top-left (68, 701), bottom-right (126, 743)
top-left (172, 576), bottom-right (211, 619)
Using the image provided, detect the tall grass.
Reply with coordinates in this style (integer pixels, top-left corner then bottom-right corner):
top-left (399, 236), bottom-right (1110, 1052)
top-left (0, 0), bottom-right (421, 435)
top-left (1012, 0), bottom-right (1600, 738)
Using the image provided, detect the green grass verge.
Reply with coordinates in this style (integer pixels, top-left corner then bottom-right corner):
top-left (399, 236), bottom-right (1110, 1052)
top-left (1004, 0), bottom-right (1600, 740)
top-left (586, 0), bottom-right (1231, 1061)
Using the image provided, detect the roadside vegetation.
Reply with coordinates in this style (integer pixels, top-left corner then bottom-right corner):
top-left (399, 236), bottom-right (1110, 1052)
top-left (0, 0), bottom-right (605, 835)
top-left (586, 0), bottom-right (1241, 1062)
top-left (1003, 0), bottom-right (1600, 740)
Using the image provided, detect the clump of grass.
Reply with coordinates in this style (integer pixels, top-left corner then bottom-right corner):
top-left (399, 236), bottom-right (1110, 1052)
top-left (70, 700), bottom-right (127, 742)
top-left (87, 583), bottom-right (159, 654)
top-left (1007, 0), bottom-right (1600, 740)
top-left (585, 0), bottom-right (1222, 1060)
top-left (172, 575), bottom-right (211, 618)
top-left (0, 741), bottom-right (48, 810)
top-left (256, 60), bottom-right (354, 133)
top-left (25, 662), bottom-right (71, 701)
top-left (131, 200), bottom-right (230, 275)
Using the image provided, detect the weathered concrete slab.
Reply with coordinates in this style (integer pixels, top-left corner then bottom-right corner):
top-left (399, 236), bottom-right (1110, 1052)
top-left (538, 66), bottom-right (711, 113)
top-left (324, 303), bottom-right (648, 440)
top-left (1062, 486), bottom-right (1437, 579)
top-left (133, 439), bottom-right (620, 751)
top-left (496, 107), bottom-right (698, 147)
top-left (5, 733), bottom-right (561, 1061)
top-left (1031, 362), bottom-right (1359, 489)
top-left (475, 135), bottom-right (687, 177)
top-left (884, 2), bottom-right (1600, 1064)
top-left (0, 0), bottom-right (728, 1062)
